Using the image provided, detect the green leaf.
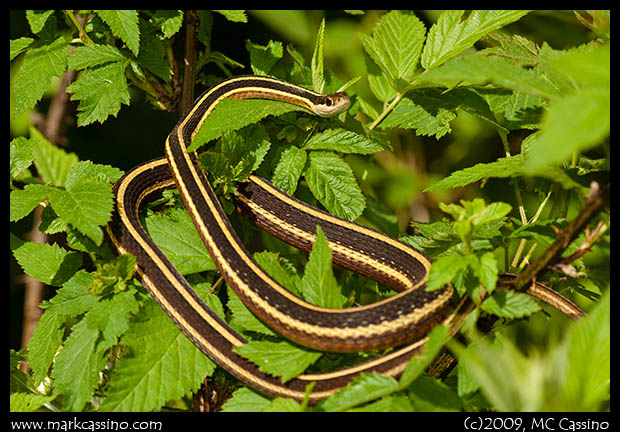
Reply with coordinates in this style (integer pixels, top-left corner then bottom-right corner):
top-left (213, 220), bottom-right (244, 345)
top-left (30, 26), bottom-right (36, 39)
top-left (227, 287), bottom-right (277, 337)
top-left (378, 93), bottom-right (456, 138)
top-left (51, 319), bottom-right (106, 411)
top-left (10, 393), bottom-right (56, 412)
top-left (212, 10), bottom-right (247, 23)
top-left (100, 299), bottom-right (216, 411)
top-left (300, 226), bottom-right (343, 309)
top-left (10, 37), bottom-right (34, 61)
top-left (319, 373), bottom-right (399, 412)
top-left (254, 251), bottom-right (301, 296)
top-left (311, 19), bottom-right (326, 93)
top-left (399, 325), bottom-right (451, 387)
top-left (480, 290), bottom-right (541, 319)
top-left (235, 340), bottom-right (322, 383)
top-left (25, 10), bottom-right (56, 34)
top-left (29, 126), bottom-right (79, 187)
top-left (85, 289), bottom-right (139, 351)
top-left (246, 39), bottom-right (283, 76)
top-left (421, 10), bottom-right (530, 70)
top-left (427, 254), bottom-right (470, 292)
top-left (11, 36), bottom-right (68, 117)
top-left (96, 10), bottom-right (140, 56)
top-left (359, 10), bottom-right (426, 89)
top-left (524, 88), bottom-right (609, 172)
top-left (27, 310), bottom-right (65, 386)
top-left (151, 10), bottom-right (184, 38)
top-left (144, 208), bottom-right (216, 275)
top-left (47, 178), bottom-right (113, 245)
top-left (303, 129), bottom-right (383, 154)
top-left (419, 53), bottom-right (558, 98)
top-left (67, 44), bottom-right (125, 70)
top-left (221, 387), bottom-right (272, 412)
top-left (190, 98), bottom-right (305, 152)
top-left (67, 61), bottom-right (131, 125)
top-left (471, 252), bottom-right (499, 293)
top-left (10, 234), bottom-right (82, 287)
top-left (271, 146), bottom-right (307, 195)
top-left (303, 151), bottom-right (365, 221)
top-left (408, 374), bottom-right (462, 412)
top-left (9, 184), bottom-right (51, 222)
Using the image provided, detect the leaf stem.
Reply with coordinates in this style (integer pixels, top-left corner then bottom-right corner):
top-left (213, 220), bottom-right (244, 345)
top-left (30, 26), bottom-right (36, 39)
top-left (64, 10), bottom-right (94, 45)
top-left (368, 92), bottom-right (403, 130)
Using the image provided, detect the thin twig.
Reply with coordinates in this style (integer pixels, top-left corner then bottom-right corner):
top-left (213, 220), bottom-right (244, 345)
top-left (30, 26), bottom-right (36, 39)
top-left (509, 182), bottom-right (609, 292)
top-left (179, 10), bottom-right (198, 116)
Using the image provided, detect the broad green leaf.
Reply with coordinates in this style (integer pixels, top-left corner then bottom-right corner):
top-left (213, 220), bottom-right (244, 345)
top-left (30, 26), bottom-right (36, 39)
top-left (144, 208), bottom-right (216, 275)
top-left (303, 129), bottom-right (383, 154)
top-left (421, 10), bottom-right (530, 70)
top-left (311, 19), bottom-right (326, 93)
top-left (418, 53), bottom-right (558, 98)
top-left (235, 340), bottom-right (322, 383)
top-left (96, 10), bottom-right (140, 56)
top-left (67, 61), bottom-right (131, 125)
top-left (47, 178), bottom-right (113, 245)
top-left (408, 374), bottom-right (462, 412)
top-left (524, 88), bottom-right (609, 172)
top-left (67, 44), bottom-right (125, 70)
top-left (271, 146), bottom-right (307, 195)
top-left (359, 10), bottom-right (425, 89)
top-left (319, 373), bottom-right (399, 412)
top-left (562, 290), bottom-right (609, 411)
top-left (347, 395), bottom-right (413, 412)
top-left (300, 226), bottom-right (343, 309)
top-left (190, 98), bottom-right (305, 152)
top-left (10, 234), bottom-right (82, 287)
top-left (480, 290), bottom-right (541, 319)
top-left (136, 19), bottom-right (173, 82)
top-left (85, 289), bottom-right (139, 351)
top-left (12, 36), bottom-right (68, 117)
top-left (303, 151), bottom-right (365, 221)
top-left (28, 271), bottom-right (98, 385)
top-left (100, 300), bottom-right (216, 412)
top-left (30, 126), bottom-right (78, 187)
top-left (51, 319), bottom-right (105, 411)
top-left (246, 39), bottom-right (283, 76)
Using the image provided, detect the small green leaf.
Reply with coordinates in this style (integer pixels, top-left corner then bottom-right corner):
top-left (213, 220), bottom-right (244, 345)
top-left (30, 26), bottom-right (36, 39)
top-left (471, 252), bottom-right (499, 293)
top-left (221, 387), bottom-right (272, 412)
top-left (10, 393), bottom-right (56, 412)
top-left (480, 290), bottom-right (541, 319)
top-left (408, 374), bottom-right (462, 412)
top-left (212, 10), bottom-right (247, 23)
top-left (30, 126), bottom-right (79, 187)
top-left (378, 94), bottom-right (456, 138)
top-left (51, 319), bottom-right (106, 411)
top-left (10, 234), bottom-right (82, 287)
top-left (304, 129), bottom-right (383, 154)
top-left (254, 251), bottom-right (301, 296)
top-left (25, 10), bottom-right (55, 34)
top-left (421, 10), bottom-right (530, 70)
top-left (300, 226), bottom-right (343, 309)
top-left (144, 208), bottom-right (216, 275)
top-left (427, 254), bottom-right (470, 292)
top-left (9, 184), bottom-right (51, 222)
top-left (303, 151), bottom-right (365, 221)
top-left (227, 287), bottom-right (277, 337)
top-left (12, 36), bottom-right (68, 116)
top-left (235, 340), bottom-right (322, 383)
top-left (319, 373), bottom-right (399, 412)
top-left (360, 10), bottom-right (426, 89)
top-left (67, 61), bottom-right (131, 125)
top-left (67, 44), bottom-right (125, 70)
top-left (246, 39), bottom-right (283, 76)
top-left (96, 10), bottom-right (140, 56)
top-left (10, 37), bottom-right (34, 61)
top-left (271, 146), bottom-right (307, 195)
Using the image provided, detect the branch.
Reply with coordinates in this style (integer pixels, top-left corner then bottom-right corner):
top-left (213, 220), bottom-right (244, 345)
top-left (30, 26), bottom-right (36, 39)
top-left (508, 182), bottom-right (610, 292)
top-left (179, 10), bottom-right (199, 116)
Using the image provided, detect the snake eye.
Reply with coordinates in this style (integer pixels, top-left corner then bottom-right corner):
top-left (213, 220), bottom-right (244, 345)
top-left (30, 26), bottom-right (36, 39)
top-left (325, 97), bottom-right (333, 107)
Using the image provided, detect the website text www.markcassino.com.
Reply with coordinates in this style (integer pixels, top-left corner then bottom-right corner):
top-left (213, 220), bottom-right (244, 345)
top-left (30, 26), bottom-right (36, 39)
top-left (10, 418), bottom-right (163, 432)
